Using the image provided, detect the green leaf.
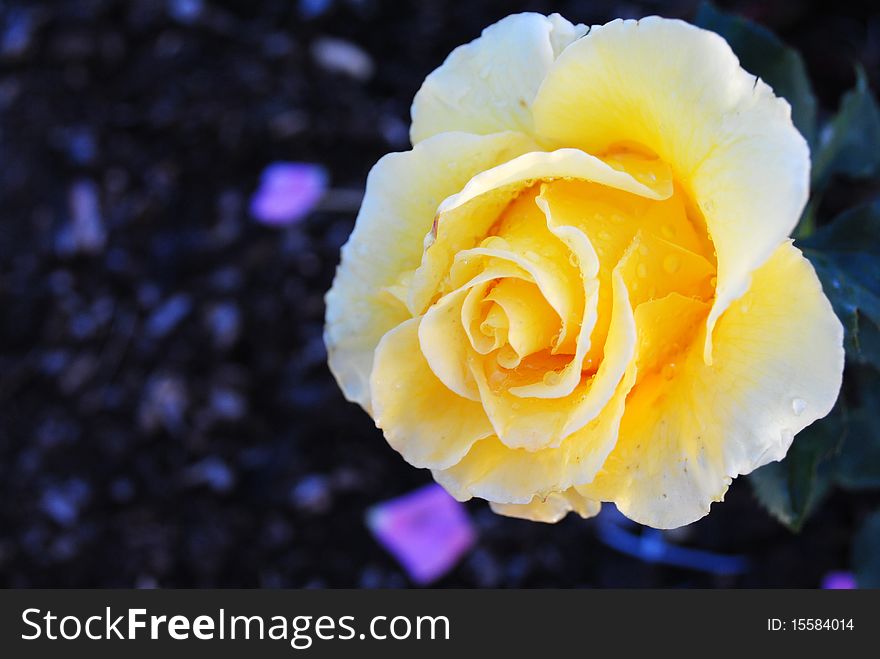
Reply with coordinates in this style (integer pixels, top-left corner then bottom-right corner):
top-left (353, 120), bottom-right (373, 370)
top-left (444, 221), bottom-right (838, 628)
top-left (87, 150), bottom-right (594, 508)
top-left (749, 405), bottom-right (846, 531)
top-left (835, 368), bottom-right (880, 490)
top-left (812, 69), bottom-right (880, 189)
top-left (800, 201), bottom-right (880, 367)
top-left (695, 3), bottom-right (817, 146)
top-left (853, 510), bottom-right (880, 588)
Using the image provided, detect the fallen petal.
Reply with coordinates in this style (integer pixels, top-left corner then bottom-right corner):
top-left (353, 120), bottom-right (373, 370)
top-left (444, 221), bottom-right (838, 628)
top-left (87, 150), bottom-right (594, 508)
top-left (821, 570), bottom-right (857, 589)
top-left (250, 162), bottom-right (328, 226)
top-left (366, 483), bottom-right (476, 585)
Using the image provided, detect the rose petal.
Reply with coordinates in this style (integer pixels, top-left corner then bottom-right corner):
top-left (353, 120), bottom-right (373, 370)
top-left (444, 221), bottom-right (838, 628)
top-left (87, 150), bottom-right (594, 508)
top-left (371, 318), bottom-right (494, 470)
top-left (821, 571), bottom-right (857, 590)
top-left (532, 17), bottom-right (810, 364)
top-left (580, 242), bottom-right (843, 528)
top-left (366, 484), bottom-right (476, 585)
top-left (410, 13), bottom-right (586, 144)
top-left (490, 489), bottom-right (601, 523)
top-left (250, 162), bottom-right (328, 226)
top-left (325, 131), bottom-right (536, 412)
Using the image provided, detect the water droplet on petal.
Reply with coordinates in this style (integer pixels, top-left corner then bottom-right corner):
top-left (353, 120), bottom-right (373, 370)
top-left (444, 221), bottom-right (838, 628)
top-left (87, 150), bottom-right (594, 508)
top-left (638, 244), bottom-right (649, 256)
top-left (792, 398), bottom-right (807, 416)
top-left (598, 230), bottom-right (612, 241)
top-left (663, 254), bottom-right (680, 274)
top-left (637, 263), bottom-right (648, 278)
top-left (661, 224), bottom-right (675, 239)
top-left (661, 363), bottom-right (676, 380)
top-left (568, 253), bottom-right (579, 268)
top-left (542, 370), bottom-right (562, 386)
top-left (710, 276), bottom-right (718, 288)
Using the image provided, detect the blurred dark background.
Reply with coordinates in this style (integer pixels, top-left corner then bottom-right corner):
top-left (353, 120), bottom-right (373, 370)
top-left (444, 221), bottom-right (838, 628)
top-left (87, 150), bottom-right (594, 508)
top-left (0, 0), bottom-right (877, 587)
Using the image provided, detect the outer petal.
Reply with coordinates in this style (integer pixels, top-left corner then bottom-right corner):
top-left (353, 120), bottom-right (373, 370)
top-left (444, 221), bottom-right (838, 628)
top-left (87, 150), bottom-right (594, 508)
top-left (371, 318), bottom-right (494, 470)
top-left (532, 17), bottom-right (810, 363)
top-left (490, 489), bottom-right (601, 523)
top-left (581, 242), bottom-right (844, 528)
top-left (410, 13), bottom-right (586, 144)
top-left (325, 130), bottom-right (537, 411)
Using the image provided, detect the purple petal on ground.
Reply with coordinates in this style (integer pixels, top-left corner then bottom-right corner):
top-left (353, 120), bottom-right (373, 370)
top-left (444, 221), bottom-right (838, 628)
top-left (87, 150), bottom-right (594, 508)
top-left (250, 162), bottom-right (328, 226)
top-left (821, 570), bottom-right (857, 589)
top-left (366, 483), bottom-right (476, 585)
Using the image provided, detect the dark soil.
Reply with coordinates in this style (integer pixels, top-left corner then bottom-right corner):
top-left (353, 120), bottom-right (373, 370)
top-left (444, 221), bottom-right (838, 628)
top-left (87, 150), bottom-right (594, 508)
top-left (0, 0), bottom-right (877, 587)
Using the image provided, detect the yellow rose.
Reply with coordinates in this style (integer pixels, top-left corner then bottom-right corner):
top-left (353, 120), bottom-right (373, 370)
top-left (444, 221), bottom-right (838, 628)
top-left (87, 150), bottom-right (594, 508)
top-left (324, 14), bottom-right (845, 528)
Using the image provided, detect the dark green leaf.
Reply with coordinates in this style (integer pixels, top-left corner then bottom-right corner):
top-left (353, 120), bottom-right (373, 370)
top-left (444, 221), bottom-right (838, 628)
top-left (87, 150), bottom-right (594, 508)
top-left (695, 3), bottom-right (817, 146)
top-left (749, 405), bottom-right (845, 531)
top-left (853, 510), bottom-right (880, 588)
top-left (812, 69), bottom-right (880, 189)
top-left (800, 201), bottom-right (880, 367)
top-left (835, 368), bottom-right (880, 490)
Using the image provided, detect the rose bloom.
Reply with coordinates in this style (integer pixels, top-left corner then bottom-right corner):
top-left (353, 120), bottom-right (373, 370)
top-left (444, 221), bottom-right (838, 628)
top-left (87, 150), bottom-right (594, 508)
top-left (324, 14), bottom-right (844, 528)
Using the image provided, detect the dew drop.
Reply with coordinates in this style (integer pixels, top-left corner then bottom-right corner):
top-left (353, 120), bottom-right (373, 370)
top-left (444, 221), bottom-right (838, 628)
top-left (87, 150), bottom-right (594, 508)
top-left (663, 254), bottom-right (680, 274)
top-left (710, 276), bottom-right (718, 288)
top-left (637, 263), bottom-right (648, 278)
top-left (661, 224), bottom-right (675, 239)
top-left (791, 397), bottom-right (807, 416)
top-left (638, 244), bottom-right (649, 256)
top-left (568, 253), bottom-right (579, 268)
top-left (661, 362), bottom-right (676, 380)
top-left (542, 371), bottom-right (561, 386)
top-left (598, 230), bottom-right (612, 241)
